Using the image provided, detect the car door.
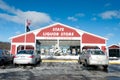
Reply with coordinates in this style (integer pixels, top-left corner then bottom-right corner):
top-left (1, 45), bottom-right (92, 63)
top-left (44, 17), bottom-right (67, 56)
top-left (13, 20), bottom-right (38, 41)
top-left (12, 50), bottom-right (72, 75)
top-left (1, 50), bottom-right (8, 62)
top-left (80, 51), bottom-right (85, 63)
top-left (0, 50), bottom-right (3, 62)
top-left (34, 51), bottom-right (40, 62)
top-left (5, 50), bottom-right (12, 61)
top-left (36, 51), bottom-right (40, 62)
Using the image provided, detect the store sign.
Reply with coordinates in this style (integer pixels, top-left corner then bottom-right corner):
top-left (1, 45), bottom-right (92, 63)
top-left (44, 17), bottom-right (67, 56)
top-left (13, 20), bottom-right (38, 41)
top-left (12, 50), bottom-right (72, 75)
top-left (37, 24), bottom-right (80, 37)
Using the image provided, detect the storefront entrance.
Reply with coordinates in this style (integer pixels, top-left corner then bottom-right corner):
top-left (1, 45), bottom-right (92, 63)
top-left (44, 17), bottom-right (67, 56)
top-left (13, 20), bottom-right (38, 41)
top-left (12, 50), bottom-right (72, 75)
top-left (36, 39), bottom-right (80, 56)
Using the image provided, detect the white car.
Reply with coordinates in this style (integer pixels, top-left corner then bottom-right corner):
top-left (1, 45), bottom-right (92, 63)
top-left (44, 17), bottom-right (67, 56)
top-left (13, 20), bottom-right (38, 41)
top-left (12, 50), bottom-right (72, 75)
top-left (13, 50), bottom-right (41, 65)
top-left (78, 49), bottom-right (109, 69)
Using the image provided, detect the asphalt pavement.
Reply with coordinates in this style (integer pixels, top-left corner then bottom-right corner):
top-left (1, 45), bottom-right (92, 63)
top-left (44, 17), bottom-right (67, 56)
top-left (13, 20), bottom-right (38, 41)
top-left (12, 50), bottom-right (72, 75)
top-left (0, 62), bottom-right (119, 80)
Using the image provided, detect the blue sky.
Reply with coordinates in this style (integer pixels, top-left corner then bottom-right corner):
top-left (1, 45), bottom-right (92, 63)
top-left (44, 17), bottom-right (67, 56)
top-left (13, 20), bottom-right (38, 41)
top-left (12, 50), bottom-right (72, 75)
top-left (0, 0), bottom-right (120, 46)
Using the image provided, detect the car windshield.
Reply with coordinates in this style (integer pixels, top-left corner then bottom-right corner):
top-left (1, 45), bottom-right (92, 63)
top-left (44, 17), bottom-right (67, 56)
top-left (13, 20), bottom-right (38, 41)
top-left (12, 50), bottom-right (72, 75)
top-left (17, 50), bottom-right (33, 55)
top-left (91, 50), bottom-right (105, 55)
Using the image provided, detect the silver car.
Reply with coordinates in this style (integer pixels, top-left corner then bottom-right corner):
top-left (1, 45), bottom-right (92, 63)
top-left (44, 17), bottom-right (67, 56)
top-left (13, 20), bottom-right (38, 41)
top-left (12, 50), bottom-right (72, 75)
top-left (13, 50), bottom-right (41, 65)
top-left (78, 49), bottom-right (109, 69)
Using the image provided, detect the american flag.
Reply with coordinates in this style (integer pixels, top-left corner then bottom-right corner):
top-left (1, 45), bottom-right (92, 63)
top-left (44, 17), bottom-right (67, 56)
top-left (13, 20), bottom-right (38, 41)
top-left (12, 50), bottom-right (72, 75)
top-left (26, 19), bottom-right (31, 32)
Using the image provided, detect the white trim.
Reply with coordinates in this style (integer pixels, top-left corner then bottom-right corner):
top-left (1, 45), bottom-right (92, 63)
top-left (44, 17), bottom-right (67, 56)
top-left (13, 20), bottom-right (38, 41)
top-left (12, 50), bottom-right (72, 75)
top-left (82, 43), bottom-right (106, 46)
top-left (108, 44), bottom-right (120, 48)
top-left (36, 37), bottom-right (81, 40)
top-left (52, 23), bottom-right (107, 40)
top-left (80, 37), bottom-right (82, 52)
top-left (11, 43), bottom-right (35, 46)
top-left (9, 32), bottom-right (35, 39)
top-left (10, 22), bottom-right (107, 40)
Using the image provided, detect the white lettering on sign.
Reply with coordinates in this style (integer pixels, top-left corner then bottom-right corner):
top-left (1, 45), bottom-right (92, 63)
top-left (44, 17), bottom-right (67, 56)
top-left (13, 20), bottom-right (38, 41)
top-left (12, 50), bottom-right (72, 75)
top-left (43, 32), bottom-right (59, 36)
top-left (61, 32), bottom-right (74, 36)
top-left (42, 32), bottom-right (74, 37)
top-left (53, 28), bottom-right (64, 31)
top-left (42, 27), bottom-right (75, 37)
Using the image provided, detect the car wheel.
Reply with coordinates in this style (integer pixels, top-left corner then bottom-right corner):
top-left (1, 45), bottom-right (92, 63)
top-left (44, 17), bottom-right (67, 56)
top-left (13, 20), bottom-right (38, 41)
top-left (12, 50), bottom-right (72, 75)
top-left (103, 65), bottom-right (108, 70)
top-left (0, 59), bottom-right (5, 66)
top-left (78, 59), bottom-right (82, 64)
top-left (33, 59), bottom-right (37, 67)
top-left (14, 64), bottom-right (19, 67)
top-left (0, 60), bottom-right (3, 66)
top-left (83, 60), bottom-right (88, 67)
top-left (40, 59), bottom-right (42, 63)
top-left (38, 58), bottom-right (42, 63)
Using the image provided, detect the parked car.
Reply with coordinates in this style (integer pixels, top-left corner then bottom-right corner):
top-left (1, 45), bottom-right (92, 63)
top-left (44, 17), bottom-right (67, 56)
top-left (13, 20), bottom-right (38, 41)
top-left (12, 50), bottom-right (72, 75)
top-left (78, 49), bottom-right (109, 69)
top-left (0, 49), bottom-right (13, 65)
top-left (13, 50), bottom-right (41, 65)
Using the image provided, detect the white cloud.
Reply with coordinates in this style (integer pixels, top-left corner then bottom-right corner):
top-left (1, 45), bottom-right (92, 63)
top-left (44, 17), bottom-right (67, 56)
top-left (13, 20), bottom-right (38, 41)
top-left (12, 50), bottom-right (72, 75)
top-left (67, 13), bottom-right (85, 21)
top-left (0, 0), bottom-right (52, 26)
top-left (0, 0), bottom-right (19, 14)
top-left (104, 33), bottom-right (114, 39)
top-left (99, 10), bottom-right (120, 19)
top-left (75, 13), bottom-right (85, 17)
top-left (67, 16), bottom-right (78, 21)
top-left (15, 31), bottom-right (21, 35)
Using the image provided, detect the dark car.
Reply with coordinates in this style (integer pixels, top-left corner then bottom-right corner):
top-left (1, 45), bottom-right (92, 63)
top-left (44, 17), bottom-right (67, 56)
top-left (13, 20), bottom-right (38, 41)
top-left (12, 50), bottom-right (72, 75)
top-left (0, 49), bottom-right (13, 65)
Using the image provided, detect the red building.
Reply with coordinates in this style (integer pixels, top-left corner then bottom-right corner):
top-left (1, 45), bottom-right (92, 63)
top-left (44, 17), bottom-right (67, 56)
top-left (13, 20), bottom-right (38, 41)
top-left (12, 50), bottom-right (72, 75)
top-left (10, 23), bottom-right (107, 56)
top-left (108, 44), bottom-right (120, 58)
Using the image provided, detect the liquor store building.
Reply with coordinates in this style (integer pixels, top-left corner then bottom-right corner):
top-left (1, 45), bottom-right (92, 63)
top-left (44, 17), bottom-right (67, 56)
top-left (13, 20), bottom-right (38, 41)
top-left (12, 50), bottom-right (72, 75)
top-left (10, 23), bottom-right (107, 56)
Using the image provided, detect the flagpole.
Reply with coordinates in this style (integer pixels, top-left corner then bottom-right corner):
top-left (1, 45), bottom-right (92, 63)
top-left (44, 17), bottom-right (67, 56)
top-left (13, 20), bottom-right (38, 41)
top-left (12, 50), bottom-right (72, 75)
top-left (24, 19), bottom-right (31, 50)
top-left (24, 20), bottom-right (26, 50)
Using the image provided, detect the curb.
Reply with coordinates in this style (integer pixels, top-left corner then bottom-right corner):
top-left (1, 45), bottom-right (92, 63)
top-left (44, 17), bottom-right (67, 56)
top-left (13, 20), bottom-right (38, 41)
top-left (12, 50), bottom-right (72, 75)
top-left (109, 61), bottom-right (120, 64)
top-left (42, 59), bottom-right (120, 64)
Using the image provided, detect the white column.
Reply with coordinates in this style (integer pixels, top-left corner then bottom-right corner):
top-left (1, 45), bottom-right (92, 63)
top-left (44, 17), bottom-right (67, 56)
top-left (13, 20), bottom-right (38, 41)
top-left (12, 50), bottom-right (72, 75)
top-left (57, 38), bottom-right (59, 47)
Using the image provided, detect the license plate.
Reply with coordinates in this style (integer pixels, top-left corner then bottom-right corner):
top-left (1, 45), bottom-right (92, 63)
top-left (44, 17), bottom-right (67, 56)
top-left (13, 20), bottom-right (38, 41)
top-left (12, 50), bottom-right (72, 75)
top-left (20, 56), bottom-right (25, 58)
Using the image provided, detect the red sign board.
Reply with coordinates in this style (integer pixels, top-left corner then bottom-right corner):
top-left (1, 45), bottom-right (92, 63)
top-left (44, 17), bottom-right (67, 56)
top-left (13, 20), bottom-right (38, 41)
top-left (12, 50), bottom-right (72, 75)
top-left (37, 24), bottom-right (80, 37)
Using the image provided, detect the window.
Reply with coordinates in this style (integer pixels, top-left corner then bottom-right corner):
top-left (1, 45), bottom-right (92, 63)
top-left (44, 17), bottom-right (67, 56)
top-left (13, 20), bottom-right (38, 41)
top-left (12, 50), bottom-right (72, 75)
top-left (18, 50), bottom-right (33, 54)
top-left (91, 50), bottom-right (105, 55)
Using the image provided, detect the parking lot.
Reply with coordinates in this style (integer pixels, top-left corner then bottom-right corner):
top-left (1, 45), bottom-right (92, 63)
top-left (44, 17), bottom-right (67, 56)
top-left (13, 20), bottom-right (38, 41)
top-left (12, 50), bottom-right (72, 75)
top-left (0, 62), bottom-right (120, 80)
